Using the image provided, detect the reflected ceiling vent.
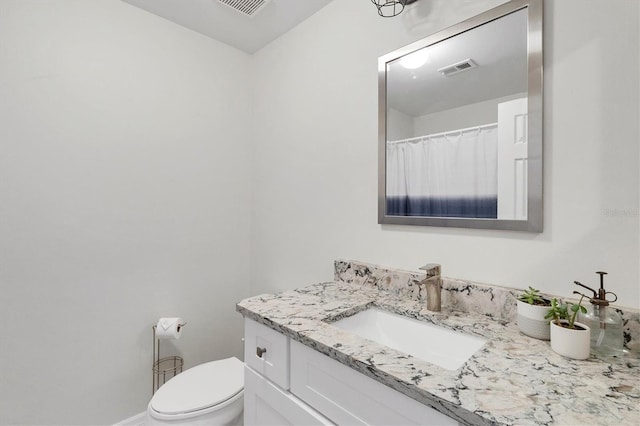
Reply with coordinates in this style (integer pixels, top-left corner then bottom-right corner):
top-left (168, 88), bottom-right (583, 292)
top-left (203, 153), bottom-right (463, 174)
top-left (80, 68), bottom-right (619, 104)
top-left (437, 59), bottom-right (477, 77)
top-left (217, 0), bottom-right (270, 17)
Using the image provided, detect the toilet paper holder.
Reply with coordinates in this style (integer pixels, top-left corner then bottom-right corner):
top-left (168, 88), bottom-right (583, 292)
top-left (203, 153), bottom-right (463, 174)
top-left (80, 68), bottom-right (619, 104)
top-left (152, 323), bottom-right (186, 395)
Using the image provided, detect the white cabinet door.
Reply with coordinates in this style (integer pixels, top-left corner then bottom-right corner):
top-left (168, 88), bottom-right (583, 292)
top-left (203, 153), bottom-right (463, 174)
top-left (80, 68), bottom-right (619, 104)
top-left (290, 340), bottom-right (459, 426)
top-left (244, 318), bottom-right (290, 390)
top-left (244, 366), bottom-right (334, 426)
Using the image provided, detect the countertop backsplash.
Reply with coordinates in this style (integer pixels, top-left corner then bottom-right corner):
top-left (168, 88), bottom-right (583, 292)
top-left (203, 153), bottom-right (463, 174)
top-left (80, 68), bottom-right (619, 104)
top-left (334, 259), bottom-right (640, 355)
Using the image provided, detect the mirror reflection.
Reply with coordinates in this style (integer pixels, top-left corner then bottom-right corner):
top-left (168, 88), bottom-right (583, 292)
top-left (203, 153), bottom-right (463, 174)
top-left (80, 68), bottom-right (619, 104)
top-left (379, 0), bottom-right (542, 232)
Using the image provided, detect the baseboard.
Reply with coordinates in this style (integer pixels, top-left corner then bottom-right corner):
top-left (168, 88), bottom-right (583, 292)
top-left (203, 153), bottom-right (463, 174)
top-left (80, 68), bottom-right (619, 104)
top-left (113, 411), bottom-right (146, 426)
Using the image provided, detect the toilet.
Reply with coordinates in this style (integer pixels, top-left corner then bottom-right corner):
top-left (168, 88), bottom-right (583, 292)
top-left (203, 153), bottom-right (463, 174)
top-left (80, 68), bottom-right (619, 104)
top-left (146, 357), bottom-right (244, 425)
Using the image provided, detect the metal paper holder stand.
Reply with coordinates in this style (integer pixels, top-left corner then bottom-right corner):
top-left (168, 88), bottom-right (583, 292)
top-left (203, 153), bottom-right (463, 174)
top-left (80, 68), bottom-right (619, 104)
top-left (152, 323), bottom-right (185, 395)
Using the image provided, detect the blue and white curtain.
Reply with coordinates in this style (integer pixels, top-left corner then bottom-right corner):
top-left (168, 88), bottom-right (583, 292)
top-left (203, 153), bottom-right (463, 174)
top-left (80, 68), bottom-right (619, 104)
top-left (386, 124), bottom-right (498, 218)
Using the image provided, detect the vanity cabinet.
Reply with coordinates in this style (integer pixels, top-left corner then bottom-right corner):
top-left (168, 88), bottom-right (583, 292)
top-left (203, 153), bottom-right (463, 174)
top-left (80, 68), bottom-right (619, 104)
top-left (244, 317), bottom-right (290, 389)
top-left (244, 366), bottom-right (332, 425)
top-left (243, 319), bottom-right (332, 425)
top-left (243, 318), bottom-right (459, 426)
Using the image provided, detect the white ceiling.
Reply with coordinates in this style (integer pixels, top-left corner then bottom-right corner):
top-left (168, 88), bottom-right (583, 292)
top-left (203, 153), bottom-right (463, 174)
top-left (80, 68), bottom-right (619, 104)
top-left (121, 0), bottom-right (334, 54)
top-left (387, 8), bottom-right (528, 117)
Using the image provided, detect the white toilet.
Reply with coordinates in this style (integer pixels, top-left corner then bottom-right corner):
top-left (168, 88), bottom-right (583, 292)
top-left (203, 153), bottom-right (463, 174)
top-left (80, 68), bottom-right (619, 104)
top-left (146, 357), bottom-right (244, 425)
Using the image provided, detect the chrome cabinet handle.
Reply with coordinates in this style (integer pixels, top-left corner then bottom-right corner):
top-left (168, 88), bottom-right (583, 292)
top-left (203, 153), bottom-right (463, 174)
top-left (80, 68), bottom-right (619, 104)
top-left (256, 347), bottom-right (267, 358)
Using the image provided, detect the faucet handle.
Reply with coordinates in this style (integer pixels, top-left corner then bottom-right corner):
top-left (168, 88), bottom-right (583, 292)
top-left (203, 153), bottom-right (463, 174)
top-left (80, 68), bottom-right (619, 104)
top-left (419, 263), bottom-right (441, 277)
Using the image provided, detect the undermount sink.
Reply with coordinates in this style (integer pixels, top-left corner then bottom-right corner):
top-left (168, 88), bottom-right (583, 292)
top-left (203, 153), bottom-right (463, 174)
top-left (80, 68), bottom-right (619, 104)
top-left (330, 308), bottom-right (486, 370)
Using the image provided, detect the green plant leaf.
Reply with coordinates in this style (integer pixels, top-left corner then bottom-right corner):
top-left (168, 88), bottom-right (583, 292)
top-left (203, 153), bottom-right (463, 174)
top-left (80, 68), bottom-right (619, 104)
top-left (518, 286), bottom-right (545, 305)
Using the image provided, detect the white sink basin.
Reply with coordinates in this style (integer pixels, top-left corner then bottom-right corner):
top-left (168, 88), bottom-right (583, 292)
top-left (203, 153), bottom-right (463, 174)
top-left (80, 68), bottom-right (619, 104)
top-left (330, 308), bottom-right (486, 370)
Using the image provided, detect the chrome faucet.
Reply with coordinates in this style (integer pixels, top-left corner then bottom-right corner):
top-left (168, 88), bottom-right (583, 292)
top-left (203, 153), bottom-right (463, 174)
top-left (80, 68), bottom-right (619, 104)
top-left (419, 263), bottom-right (441, 312)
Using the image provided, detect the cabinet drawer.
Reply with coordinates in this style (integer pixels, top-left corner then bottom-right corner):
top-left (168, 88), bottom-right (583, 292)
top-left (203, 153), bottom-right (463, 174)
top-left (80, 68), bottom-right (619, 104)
top-left (244, 318), bottom-right (290, 389)
top-left (290, 340), bottom-right (458, 426)
top-left (244, 366), bottom-right (334, 426)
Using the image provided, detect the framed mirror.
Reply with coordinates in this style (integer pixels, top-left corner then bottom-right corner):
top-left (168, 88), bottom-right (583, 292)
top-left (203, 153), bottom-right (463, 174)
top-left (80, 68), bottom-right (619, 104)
top-left (378, 0), bottom-right (543, 232)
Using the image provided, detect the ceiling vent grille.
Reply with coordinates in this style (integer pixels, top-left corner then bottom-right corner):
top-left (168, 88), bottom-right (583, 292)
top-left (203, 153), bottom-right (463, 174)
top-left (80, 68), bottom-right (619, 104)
top-left (437, 59), bottom-right (477, 77)
top-left (217, 0), bottom-right (270, 17)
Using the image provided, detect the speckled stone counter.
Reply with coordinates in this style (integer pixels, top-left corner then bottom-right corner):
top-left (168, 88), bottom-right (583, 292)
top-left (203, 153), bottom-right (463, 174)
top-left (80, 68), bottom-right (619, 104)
top-left (236, 261), bottom-right (640, 426)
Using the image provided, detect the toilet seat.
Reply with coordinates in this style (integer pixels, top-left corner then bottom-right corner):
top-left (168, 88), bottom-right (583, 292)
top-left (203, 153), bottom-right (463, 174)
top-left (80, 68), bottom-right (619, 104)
top-left (149, 357), bottom-right (244, 418)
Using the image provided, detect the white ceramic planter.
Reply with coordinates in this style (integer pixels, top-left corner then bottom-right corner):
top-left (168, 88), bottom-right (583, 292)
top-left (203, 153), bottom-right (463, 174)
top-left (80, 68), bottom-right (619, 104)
top-left (549, 320), bottom-right (591, 360)
top-left (516, 300), bottom-right (551, 340)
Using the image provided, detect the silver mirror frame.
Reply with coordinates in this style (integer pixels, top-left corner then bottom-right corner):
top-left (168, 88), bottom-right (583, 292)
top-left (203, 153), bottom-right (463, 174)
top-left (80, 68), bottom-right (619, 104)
top-left (378, 0), bottom-right (543, 232)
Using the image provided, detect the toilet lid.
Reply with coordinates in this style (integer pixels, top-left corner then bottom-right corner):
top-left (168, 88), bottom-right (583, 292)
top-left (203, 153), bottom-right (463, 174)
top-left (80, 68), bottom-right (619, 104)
top-left (150, 357), bottom-right (244, 415)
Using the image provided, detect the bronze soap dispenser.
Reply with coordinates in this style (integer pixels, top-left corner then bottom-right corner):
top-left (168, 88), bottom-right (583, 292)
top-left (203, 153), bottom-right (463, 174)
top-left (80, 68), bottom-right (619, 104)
top-left (574, 272), bottom-right (624, 357)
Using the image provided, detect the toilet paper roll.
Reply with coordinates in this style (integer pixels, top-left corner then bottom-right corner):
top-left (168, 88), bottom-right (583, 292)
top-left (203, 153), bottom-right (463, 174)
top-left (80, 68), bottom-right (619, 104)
top-left (156, 317), bottom-right (184, 340)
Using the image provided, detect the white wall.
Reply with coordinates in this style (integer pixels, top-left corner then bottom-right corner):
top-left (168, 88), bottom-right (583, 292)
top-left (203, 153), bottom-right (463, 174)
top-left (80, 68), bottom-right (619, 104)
top-left (251, 0), bottom-right (639, 308)
top-left (387, 107), bottom-right (414, 141)
top-left (413, 93), bottom-right (525, 136)
top-left (0, 0), bottom-right (251, 424)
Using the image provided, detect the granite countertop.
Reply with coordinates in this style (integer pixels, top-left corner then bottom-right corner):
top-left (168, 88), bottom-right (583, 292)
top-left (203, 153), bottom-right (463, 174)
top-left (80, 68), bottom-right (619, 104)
top-left (237, 277), bottom-right (640, 426)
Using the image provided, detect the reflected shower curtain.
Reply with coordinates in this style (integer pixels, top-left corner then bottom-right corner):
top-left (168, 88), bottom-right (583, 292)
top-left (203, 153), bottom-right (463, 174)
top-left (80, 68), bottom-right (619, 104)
top-left (386, 125), bottom-right (498, 218)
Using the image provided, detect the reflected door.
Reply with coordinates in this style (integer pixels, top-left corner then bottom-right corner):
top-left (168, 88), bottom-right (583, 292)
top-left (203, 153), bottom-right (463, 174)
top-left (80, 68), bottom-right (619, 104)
top-left (497, 97), bottom-right (528, 220)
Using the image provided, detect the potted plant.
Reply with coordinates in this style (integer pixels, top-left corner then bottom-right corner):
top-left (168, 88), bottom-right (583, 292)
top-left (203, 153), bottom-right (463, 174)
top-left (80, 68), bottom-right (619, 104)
top-left (545, 295), bottom-right (591, 360)
top-left (516, 286), bottom-right (552, 340)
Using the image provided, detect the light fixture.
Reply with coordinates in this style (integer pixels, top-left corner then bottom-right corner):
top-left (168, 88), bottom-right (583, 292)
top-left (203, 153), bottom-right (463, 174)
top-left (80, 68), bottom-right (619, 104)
top-left (371, 0), bottom-right (418, 18)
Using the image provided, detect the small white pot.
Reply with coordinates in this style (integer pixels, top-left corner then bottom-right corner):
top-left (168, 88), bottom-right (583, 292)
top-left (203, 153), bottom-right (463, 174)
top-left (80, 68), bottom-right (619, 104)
top-left (517, 300), bottom-right (551, 340)
top-left (550, 320), bottom-right (591, 360)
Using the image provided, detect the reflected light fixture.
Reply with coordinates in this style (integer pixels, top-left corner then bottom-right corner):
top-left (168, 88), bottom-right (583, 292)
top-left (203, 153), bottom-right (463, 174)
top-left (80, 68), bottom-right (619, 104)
top-left (372, 0), bottom-right (418, 18)
top-left (399, 50), bottom-right (430, 69)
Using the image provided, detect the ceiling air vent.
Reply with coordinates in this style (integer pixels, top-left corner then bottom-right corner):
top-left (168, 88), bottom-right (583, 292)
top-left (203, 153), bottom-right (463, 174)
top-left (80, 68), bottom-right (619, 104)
top-left (217, 0), bottom-right (270, 17)
top-left (437, 59), bottom-right (477, 77)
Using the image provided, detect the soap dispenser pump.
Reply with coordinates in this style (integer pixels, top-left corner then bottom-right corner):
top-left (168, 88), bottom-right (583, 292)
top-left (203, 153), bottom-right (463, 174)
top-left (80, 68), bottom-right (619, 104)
top-left (574, 272), bottom-right (623, 357)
